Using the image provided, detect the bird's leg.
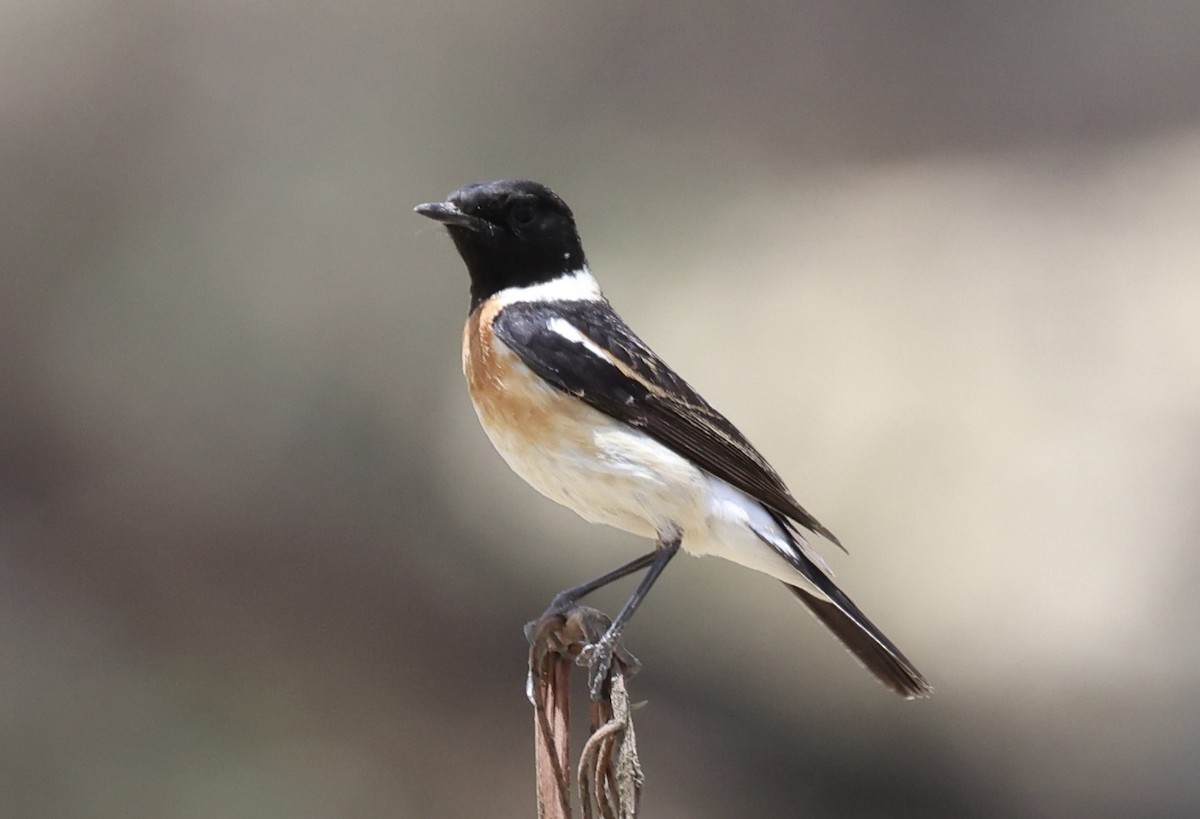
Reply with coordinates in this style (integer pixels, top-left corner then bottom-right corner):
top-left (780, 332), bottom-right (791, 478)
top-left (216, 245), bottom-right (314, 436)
top-left (541, 551), bottom-right (659, 617)
top-left (525, 549), bottom-right (658, 647)
top-left (582, 535), bottom-right (680, 699)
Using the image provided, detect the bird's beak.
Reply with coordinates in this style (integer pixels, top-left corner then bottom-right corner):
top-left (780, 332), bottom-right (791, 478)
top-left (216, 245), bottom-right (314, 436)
top-left (414, 201), bottom-right (485, 232)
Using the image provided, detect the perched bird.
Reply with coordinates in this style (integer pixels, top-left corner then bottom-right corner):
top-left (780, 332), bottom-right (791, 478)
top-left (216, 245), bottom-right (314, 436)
top-left (416, 179), bottom-right (931, 699)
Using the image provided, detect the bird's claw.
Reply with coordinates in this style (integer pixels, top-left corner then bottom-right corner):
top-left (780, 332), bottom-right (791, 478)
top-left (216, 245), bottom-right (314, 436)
top-left (526, 597), bottom-right (640, 701)
top-left (581, 635), bottom-right (617, 700)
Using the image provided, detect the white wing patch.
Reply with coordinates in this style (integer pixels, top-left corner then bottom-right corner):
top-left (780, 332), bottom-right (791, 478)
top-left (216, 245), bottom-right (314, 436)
top-left (546, 316), bottom-right (613, 364)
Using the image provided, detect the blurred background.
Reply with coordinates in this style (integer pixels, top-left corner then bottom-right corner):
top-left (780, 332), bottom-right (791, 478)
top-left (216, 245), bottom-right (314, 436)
top-left (4, 1), bottom-right (1199, 816)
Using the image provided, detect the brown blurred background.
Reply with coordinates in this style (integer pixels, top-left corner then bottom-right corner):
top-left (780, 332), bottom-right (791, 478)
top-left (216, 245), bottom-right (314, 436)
top-left (4, 2), bottom-right (1200, 816)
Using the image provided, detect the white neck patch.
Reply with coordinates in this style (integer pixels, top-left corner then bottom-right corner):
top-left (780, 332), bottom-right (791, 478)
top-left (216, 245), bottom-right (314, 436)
top-left (493, 267), bottom-right (604, 307)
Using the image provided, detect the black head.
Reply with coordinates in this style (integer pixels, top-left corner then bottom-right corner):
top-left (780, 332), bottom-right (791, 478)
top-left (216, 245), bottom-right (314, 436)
top-left (415, 179), bottom-right (587, 311)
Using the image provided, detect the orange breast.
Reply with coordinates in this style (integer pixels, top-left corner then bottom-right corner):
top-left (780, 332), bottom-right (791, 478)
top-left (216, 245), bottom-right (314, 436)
top-left (459, 298), bottom-right (702, 541)
top-left (462, 301), bottom-right (599, 455)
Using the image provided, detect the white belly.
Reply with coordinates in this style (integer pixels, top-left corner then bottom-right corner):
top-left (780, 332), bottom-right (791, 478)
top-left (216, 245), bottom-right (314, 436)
top-left (475, 396), bottom-right (704, 538)
top-left (474, 395), bottom-right (812, 590)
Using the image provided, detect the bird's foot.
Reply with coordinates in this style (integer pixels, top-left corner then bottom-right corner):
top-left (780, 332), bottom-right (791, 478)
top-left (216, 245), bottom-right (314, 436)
top-left (525, 598), bottom-right (639, 701)
top-left (581, 631), bottom-right (617, 700)
top-left (523, 590), bottom-right (582, 645)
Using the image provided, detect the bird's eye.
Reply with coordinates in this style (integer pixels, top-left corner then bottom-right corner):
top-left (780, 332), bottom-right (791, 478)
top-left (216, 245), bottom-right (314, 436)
top-left (510, 201), bottom-right (536, 226)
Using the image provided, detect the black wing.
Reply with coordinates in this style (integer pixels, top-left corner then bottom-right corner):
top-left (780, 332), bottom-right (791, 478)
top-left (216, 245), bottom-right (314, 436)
top-left (492, 300), bottom-right (842, 547)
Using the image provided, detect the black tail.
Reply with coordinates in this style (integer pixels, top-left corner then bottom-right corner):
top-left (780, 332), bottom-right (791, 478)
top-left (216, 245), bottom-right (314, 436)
top-left (785, 581), bottom-right (932, 699)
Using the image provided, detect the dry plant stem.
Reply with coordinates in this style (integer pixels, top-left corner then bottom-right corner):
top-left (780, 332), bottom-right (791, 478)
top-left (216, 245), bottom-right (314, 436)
top-left (530, 616), bottom-right (575, 819)
top-left (528, 606), bottom-right (643, 819)
top-left (579, 671), bottom-right (642, 819)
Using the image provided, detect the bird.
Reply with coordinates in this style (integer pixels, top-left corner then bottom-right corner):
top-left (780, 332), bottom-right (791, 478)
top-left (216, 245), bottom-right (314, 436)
top-left (415, 179), bottom-right (931, 699)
